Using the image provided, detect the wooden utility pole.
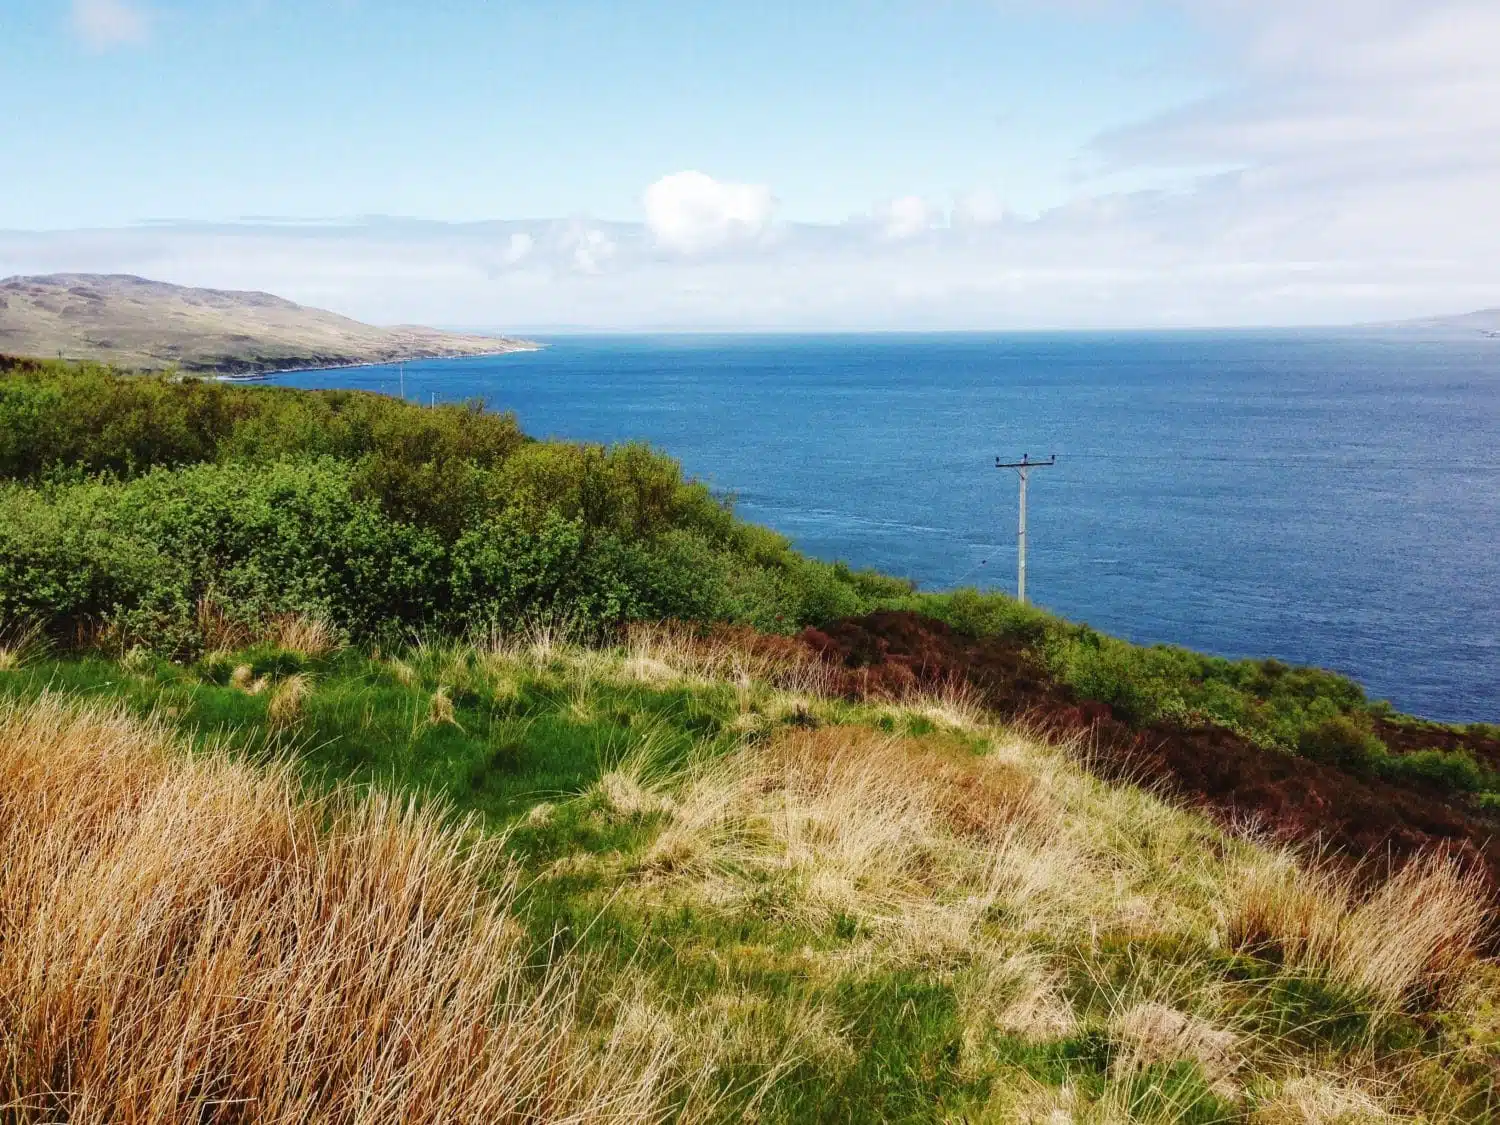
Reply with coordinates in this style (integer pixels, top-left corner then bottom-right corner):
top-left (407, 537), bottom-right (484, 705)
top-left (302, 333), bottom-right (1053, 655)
top-left (995, 453), bottom-right (1056, 604)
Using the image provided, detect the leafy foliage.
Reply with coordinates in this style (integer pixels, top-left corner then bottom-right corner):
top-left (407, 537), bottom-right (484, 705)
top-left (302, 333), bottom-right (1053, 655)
top-left (0, 361), bottom-right (901, 650)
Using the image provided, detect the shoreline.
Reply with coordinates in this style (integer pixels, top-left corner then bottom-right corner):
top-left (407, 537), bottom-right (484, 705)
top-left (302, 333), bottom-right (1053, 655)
top-left (218, 342), bottom-right (545, 379)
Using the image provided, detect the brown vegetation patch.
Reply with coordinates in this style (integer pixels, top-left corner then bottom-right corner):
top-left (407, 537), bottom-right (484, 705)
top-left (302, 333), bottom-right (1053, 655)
top-left (794, 612), bottom-right (1500, 890)
top-left (769, 726), bottom-right (1044, 839)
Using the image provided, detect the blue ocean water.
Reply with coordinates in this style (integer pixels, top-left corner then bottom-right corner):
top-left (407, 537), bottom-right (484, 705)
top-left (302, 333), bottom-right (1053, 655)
top-left (278, 333), bottom-right (1500, 723)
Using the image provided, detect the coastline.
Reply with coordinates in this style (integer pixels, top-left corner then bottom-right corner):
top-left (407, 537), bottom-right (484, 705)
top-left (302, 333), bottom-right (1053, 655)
top-left (219, 342), bottom-right (545, 379)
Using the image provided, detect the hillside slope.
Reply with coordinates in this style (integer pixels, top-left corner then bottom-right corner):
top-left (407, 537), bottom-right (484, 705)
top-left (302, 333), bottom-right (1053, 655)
top-left (4, 359), bottom-right (1500, 1120)
top-left (1379, 307), bottom-right (1500, 336)
top-left (2, 629), bottom-right (1497, 1123)
top-left (0, 273), bottom-right (537, 372)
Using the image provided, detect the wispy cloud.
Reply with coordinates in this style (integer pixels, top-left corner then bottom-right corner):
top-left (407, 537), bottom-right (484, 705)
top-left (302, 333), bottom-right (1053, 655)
top-left (71, 0), bottom-right (151, 51)
top-left (1094, 1), bottom-right (1500, 178)
top-left (6, 191), bottom-right (1494, 331)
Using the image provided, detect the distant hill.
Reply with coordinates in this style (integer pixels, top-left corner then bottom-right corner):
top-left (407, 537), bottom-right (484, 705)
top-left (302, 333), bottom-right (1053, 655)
top-left (0, 274), bottom-right (538, 373)
top-left (1378, 307), bottom-right (1500, 337)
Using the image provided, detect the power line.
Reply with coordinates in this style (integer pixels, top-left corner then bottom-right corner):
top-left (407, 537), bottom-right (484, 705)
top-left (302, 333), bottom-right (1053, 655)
top-left (996, 453), bottom-right (1055, 605)
top-left (1033, 452), bottom-right (1500, 469)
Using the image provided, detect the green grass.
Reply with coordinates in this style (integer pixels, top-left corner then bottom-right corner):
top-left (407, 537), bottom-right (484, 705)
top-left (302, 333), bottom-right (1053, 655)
top-left (3, 633), bottom-right (1496, 1123)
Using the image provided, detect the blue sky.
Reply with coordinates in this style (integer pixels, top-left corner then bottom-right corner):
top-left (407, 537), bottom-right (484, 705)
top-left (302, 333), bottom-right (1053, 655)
top-left (2, 1), bottom-right (1210, 227)
top-left (2, 0), bottom-right (1499, 328)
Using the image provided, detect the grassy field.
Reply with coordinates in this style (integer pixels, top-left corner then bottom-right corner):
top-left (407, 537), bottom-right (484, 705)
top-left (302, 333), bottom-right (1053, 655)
top-left (3, 620), bottom-right (1497, 1123)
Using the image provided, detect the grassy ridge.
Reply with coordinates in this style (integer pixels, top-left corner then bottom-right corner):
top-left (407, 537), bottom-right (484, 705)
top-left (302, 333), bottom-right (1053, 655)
top-left (1, 623), bottom-right (1496, 1122)
top-left (4, 359), bottom-right (1500, 1120)
top-left (0, 357), bottom-right (1492, 795)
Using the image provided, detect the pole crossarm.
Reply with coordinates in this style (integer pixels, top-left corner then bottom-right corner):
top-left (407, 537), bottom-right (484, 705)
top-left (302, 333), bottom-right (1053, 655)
top-left (995, 453), bottom-right (1056, 604)
top-left (995, 453), bottom-right (1057, 470)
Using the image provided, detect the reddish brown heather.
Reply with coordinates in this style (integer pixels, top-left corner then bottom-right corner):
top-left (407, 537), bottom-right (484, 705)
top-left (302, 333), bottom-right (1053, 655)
top-left (790, 612), bottom-right (1500, 890)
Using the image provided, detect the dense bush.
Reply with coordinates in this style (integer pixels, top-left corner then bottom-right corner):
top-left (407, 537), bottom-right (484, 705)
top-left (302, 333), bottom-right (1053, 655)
top-left (0, 461), bottom-right (446, 650)
top-left (0, 358), bottom-right (523, 501)
top-left (1297, 715), bottom-right (1385, 774)
top-left (0, 455), bottom-right (889, 653)
top-left (0, 360), bottom-right (916, 650)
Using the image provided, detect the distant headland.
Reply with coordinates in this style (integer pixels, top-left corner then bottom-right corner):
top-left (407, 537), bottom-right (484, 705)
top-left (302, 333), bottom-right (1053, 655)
top-left (1372, 307), bottom-right (1500, 338)
top-left (0, 273), bottom-right (540, 375)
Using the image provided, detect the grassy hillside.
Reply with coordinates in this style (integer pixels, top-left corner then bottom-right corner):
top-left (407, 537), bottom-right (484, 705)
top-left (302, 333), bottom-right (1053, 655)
top-left (2, 358), bottom-right (1499, 1121)
top-left (0, 274), bottom-right (536, 372)
top-left (0, 358), bottom-right (1492, 794)
top-left (3, 625), bottom-right (1497, 1122)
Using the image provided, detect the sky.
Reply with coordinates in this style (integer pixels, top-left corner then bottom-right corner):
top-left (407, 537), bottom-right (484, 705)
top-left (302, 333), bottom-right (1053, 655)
top-left (2, 0), bottom-right (1499, 329)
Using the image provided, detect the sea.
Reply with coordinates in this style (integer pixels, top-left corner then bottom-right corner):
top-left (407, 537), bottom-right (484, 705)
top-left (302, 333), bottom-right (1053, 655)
top-left (276, 332), bottom-right (1500, 724)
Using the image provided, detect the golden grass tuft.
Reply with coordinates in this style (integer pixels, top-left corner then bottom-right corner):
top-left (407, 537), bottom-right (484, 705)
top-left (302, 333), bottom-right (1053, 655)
top-left (1110, 1002), bottom-right (1241, 1098)
top-left (0, 695), bottom-right (672, 1124)
top-left (1250, 1074), bottom-right (1397, 1123)
top-left (265, 610), bottom-right (341, 657)
top-left (623, 622), bottom-right (837, 697)
top-left (267, 671), bottom-right (312, 726)
top-left (0, 623), bottom-right (47, 671)
top-left (905, 677), bottom-right (992, 733)
top-left (428, 684), bottom-right (460, 727)
top-left (641, 725), bottom-right (1053, 936)
top-left (956, 947), bottom-right (1077, 1049)
top-left (1228, 851), bottom-right (1487, 1008)
top-left (229, 662), bottom-right (269, 695)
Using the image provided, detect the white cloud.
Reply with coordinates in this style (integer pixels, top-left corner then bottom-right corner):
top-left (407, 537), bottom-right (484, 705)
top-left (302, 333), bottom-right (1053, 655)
top-left (71, 0), bottom-right (150, 51)
top-left (1093, 0), bottom-right (1500, 181)
top-left (502, 232), bottom-right (533, 265)
top-left (10, 198), bottom-right (1495, 332)
top-left (878, 196), bottom-right (933, 240)
top-left (557, 223), bottom-right (615, 274)
top-left (643, 171), bottom-right (775, 253)
top-left (952, 189), bottom-right (1006, 229)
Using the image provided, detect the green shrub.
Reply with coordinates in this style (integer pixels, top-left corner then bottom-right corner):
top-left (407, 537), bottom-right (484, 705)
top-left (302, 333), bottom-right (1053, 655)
top-left (0, 460), bottom-right (446, 651)
top-left (448, 513), bottom-right (725, 631)
top-left (0, 361), bottom-right (523, 488)
top-left (1381, 749), bottom-right (1494, 794)
top-left (1296, 716), bottom-right (1385, 775)
top-left (915, 586), bottom-right (1052, 645)
top-left (1045, 630), bottom-right (1164, 721)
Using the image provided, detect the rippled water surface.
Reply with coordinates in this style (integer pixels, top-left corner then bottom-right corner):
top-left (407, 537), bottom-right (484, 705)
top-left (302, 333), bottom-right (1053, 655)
top-left (279, 332), bottom-right (1500, 722)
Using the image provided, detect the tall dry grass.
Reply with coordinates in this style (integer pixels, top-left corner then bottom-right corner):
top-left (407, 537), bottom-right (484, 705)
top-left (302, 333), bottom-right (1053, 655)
top-left (0, 695), bottom-right (673, 1124)
top-left (620, 622), bottom-right (838, 697)
top-left (196, 598), bottom-right (341, 658)
top-left (0, 621), bottom-right (47, 671)
top-left (1228, 850), bottom-right (1488, 1009)
top-left (607, 714), bottom-right (1491, 1019)
top-left (266, 610), bottom-right (341, 657)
